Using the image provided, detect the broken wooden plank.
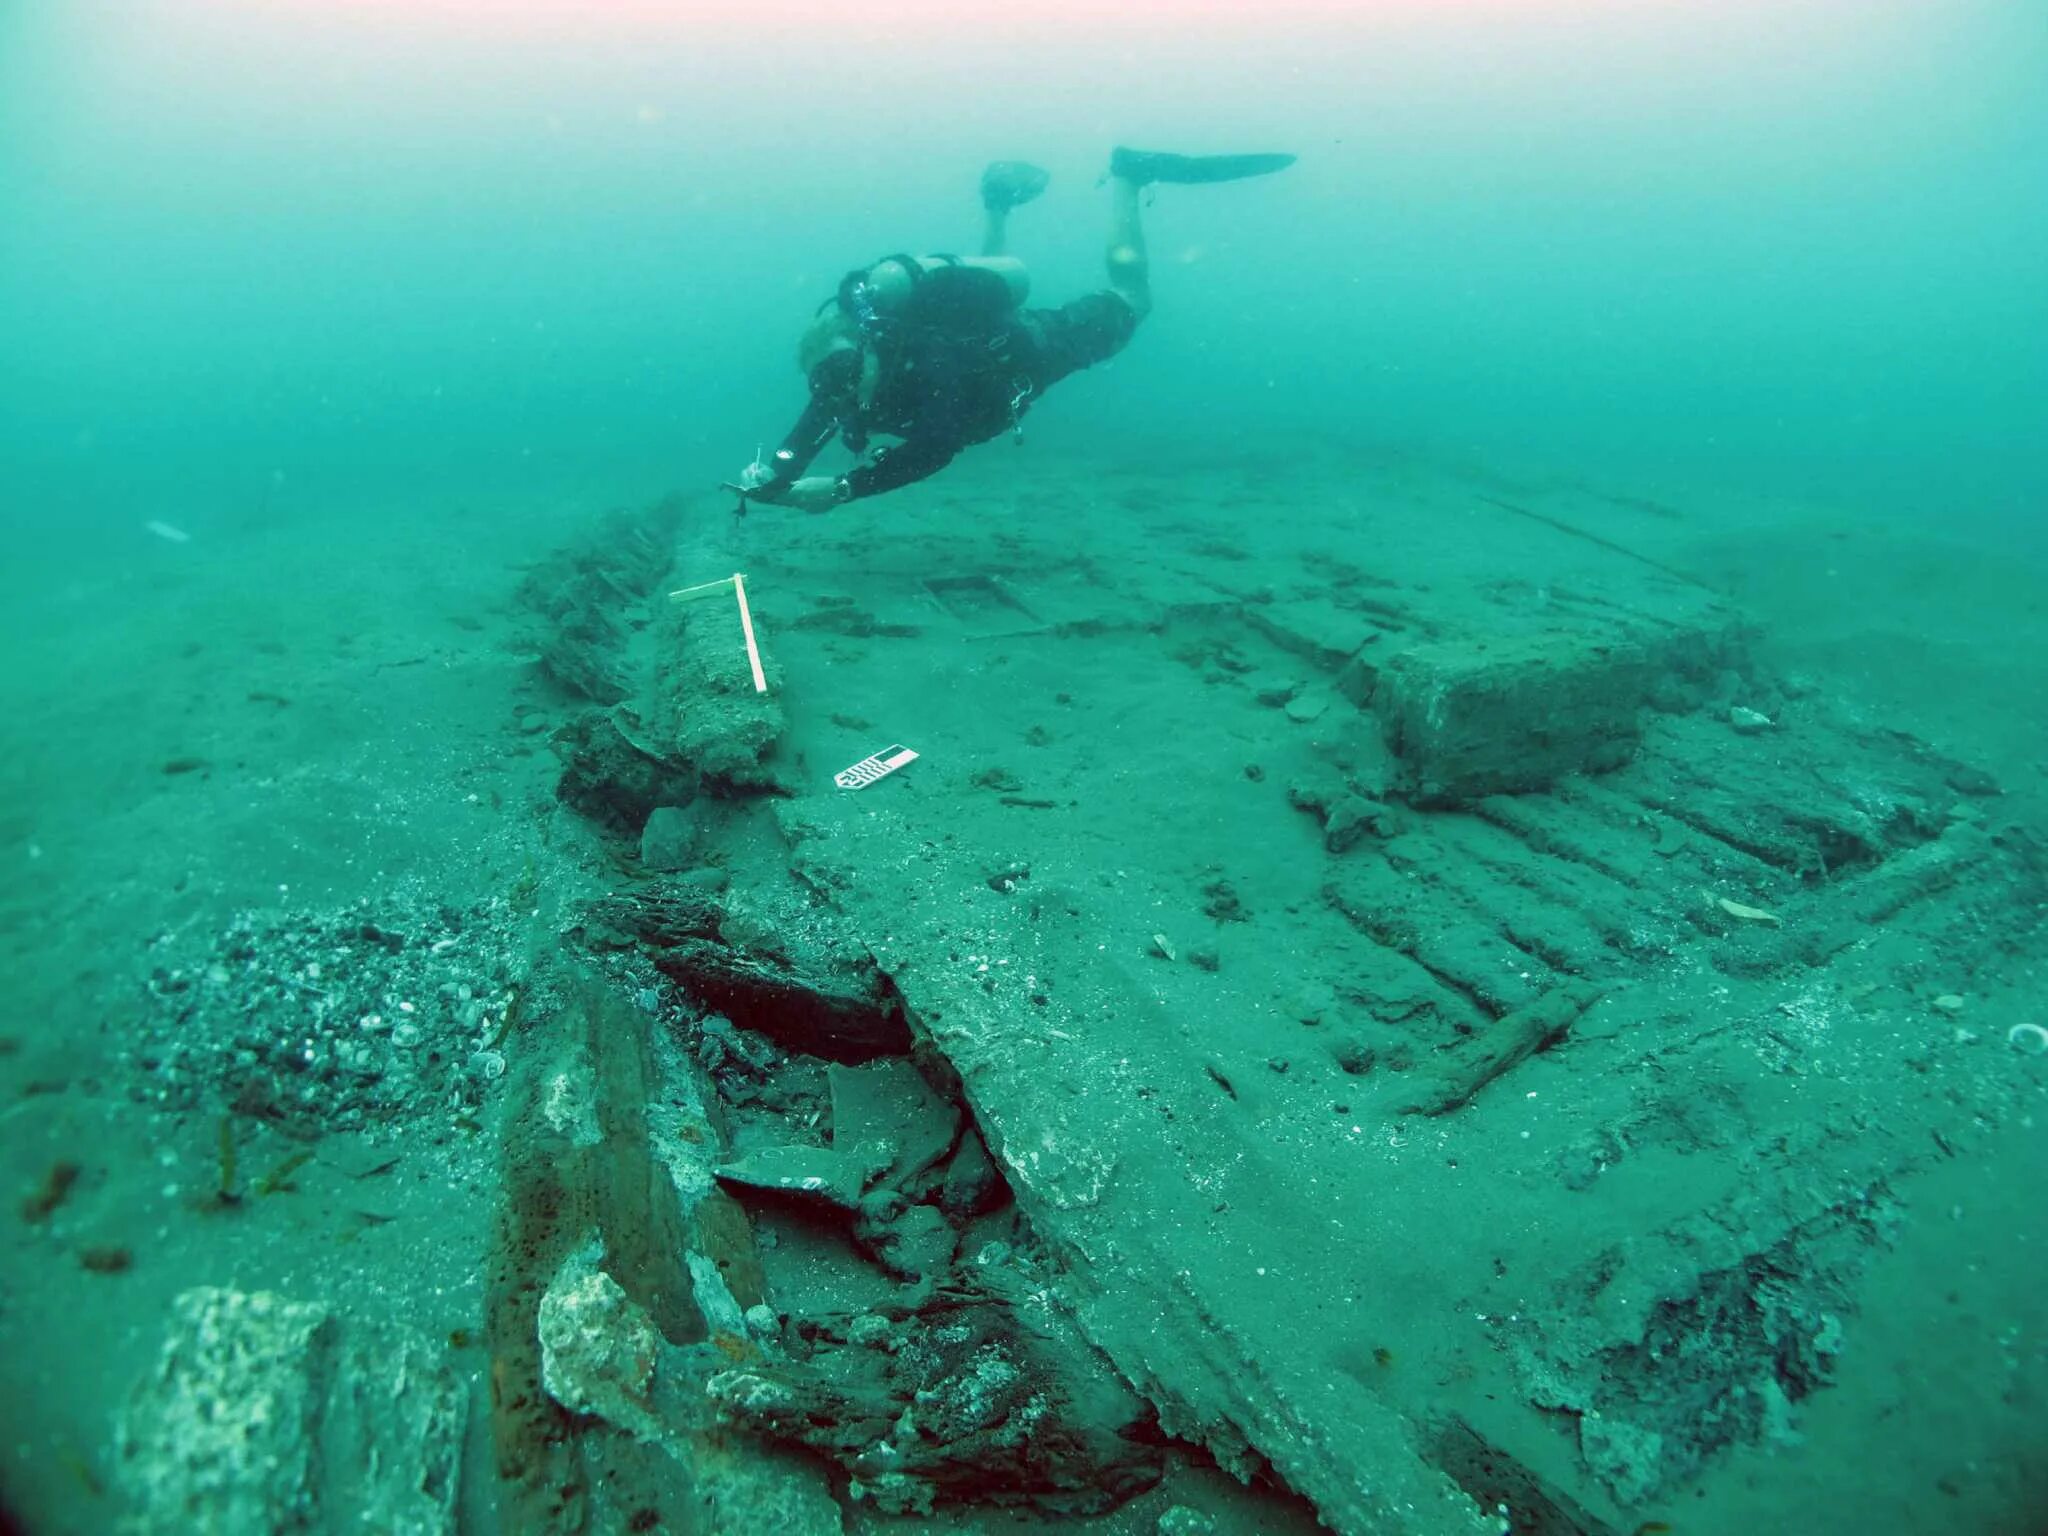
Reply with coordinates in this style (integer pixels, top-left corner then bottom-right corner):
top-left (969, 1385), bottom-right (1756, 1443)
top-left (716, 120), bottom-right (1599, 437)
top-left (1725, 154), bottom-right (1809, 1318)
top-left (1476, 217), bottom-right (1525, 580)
top-left (776, 799), bottom-right (1497, 1536)
top-left (1395, 982), bottom-right (1605, 1117)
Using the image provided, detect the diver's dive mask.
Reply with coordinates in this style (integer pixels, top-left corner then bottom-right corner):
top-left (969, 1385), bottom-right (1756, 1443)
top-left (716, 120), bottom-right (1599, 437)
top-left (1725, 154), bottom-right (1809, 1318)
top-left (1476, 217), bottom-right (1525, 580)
top-left (835, 267), bottom-right (883, 335)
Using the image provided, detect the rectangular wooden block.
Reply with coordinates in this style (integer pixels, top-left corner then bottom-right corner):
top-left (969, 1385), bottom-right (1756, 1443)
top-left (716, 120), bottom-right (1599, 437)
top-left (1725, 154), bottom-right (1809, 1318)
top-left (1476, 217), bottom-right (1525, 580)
top-left (1374, 632), bottom-right (1653, 805)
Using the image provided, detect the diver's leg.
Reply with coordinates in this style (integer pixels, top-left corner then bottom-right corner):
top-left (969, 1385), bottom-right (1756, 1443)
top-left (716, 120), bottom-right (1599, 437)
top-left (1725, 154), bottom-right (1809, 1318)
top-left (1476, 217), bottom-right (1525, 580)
top-left (1019, 176), bottom-right (1149, 395)
top-left (981, 204), bottom-right (1009, 259)
top-left (1106, 174), bottom-right (1152, 320)
top-left (979, 161), bottom-right (1049, 253)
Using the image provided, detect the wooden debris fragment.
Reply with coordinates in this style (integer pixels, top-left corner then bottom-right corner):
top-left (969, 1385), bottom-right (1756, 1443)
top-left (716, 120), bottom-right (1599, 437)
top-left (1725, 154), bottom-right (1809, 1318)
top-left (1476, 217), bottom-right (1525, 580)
top-left (1716, 897), bottom-right (1781, 926)
top-left (1396, 982), bottom-right (1604, 1117)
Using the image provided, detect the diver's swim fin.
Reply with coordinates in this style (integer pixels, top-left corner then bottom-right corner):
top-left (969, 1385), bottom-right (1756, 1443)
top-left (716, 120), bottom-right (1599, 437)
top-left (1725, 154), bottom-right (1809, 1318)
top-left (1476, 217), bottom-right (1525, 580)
top-left (1109, 147), bottom-right (1297, 187)
top-left (982, 160), bottom-right (1051, 212)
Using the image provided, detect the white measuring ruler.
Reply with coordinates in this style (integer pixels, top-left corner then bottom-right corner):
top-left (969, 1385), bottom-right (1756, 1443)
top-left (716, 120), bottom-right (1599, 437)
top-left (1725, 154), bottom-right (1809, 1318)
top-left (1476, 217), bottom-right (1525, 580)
top-left (834, 744), bottom-right (919, 790)
top-left (667, 572), bottom-right (767, 693)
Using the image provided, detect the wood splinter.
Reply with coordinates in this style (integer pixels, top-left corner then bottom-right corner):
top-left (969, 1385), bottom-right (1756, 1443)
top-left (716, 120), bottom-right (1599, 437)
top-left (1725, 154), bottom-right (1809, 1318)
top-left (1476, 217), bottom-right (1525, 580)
top-left (1397, 981), bottom-right (1606, 1118)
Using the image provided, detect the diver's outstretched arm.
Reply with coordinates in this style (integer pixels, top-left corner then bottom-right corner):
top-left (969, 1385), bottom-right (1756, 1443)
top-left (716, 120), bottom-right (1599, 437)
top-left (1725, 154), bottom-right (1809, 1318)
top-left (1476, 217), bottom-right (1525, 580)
top-left (845, 436), bottom-right (959, 500)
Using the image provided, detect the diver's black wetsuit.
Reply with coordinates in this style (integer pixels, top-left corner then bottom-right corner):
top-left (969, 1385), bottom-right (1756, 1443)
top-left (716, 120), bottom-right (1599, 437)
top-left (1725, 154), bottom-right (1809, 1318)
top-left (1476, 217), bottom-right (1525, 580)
top-left (764, 255), bottom-right (1136, 503)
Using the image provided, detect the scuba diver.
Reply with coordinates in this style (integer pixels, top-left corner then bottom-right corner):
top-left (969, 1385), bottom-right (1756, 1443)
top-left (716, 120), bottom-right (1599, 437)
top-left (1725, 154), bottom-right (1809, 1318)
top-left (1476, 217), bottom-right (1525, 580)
top-left (734, 147), bottom-right (1297, 512)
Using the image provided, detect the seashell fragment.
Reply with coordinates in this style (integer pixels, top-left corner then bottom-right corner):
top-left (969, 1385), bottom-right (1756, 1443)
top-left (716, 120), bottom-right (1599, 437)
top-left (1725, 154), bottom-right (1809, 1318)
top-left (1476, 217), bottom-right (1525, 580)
top-left (1930, 994), bottom-right (1966, 1014)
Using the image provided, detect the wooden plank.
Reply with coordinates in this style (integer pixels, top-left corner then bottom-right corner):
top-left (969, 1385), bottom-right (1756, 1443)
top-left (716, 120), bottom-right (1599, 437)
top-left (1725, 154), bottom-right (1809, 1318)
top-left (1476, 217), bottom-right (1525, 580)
top-left (779, 800), bottom-right (1497, 1536)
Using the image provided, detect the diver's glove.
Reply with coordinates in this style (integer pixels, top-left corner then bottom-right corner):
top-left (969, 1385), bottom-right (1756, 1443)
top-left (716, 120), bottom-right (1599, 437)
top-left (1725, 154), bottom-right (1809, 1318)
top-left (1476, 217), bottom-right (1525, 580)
top-left (731, 475), bottom-right (844, 512)
top-left (719, 460), bottom-right (781, 515)
top-left (778, 476), bottom-right (851, 513)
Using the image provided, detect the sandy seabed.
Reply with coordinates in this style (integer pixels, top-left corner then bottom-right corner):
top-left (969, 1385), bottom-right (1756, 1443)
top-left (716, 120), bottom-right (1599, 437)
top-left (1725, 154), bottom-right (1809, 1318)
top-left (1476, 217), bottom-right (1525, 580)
top-left (2, 443), bottom-right (2043, 1535)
